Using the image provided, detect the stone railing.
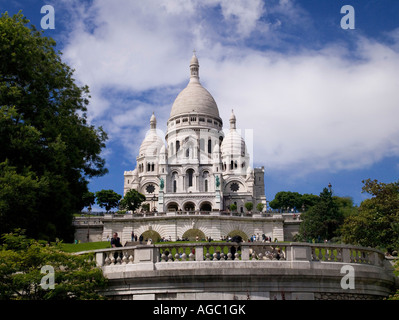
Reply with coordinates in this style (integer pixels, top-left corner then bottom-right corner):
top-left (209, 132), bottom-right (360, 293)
top-left (90, 242), bottom-right (386, 267)
top-left (82, 242), bottom-right (397, 300)
top-left (73, 211), bottom-right (293, 224)
top-left (100, 211), bottom-right (284, 218)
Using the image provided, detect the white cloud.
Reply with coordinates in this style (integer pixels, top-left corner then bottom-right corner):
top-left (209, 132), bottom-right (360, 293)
top-left (58, 0), bottom-right (399, 176)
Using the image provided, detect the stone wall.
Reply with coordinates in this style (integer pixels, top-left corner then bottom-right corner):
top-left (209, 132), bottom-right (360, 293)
top-left (84, 242), bottom-right (397, 300)
top-left (73, 212), bottom-right (301, 243)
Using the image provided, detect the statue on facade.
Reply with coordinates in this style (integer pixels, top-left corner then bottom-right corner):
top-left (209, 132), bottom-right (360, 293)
top-left (160, 177), bottom-right (164, 191)
top-left (216, 176), bottom-right (220, 188)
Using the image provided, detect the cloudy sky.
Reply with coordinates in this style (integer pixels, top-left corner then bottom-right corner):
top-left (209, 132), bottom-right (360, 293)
top-left (2, 0), bottom-right (399, 206)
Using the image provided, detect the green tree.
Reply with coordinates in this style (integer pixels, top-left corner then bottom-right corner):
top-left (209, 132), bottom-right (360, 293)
top-left (388, 260), bottom-right (399, 300)
top-left (82, 192), bottom-right (96, 212)
top-left (244, 202), bottom-right (253, 212)
top-left (299, 188), bottom-right (343, 241)
top-left (95, 190), bottom-right (122, 213)
top-left (269, 191), bottom-right (302, 211)
top-left (229, 204), bottom-right (237, 212)
top-left (300, 193), bottom-right (320, 211)
top-left (0, 160), bottom-right (49, 237)
top-left (256, 203), bottom-right (265, 212)
top-left (0, 230), bottom-right (107, 300)
top-left (333, 196), bottom-right (357, 218)
top-left (119, 189), bottom-right (146, 212)
top-left (341, 179), bottom-right (399, 250)
top-left (0, 13), bottom-right (108, 241)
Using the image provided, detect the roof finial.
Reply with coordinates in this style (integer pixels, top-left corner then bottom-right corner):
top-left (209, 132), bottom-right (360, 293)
top-left (229, 109), bottom-right (236, 130)
top-left (150, 112), bottom-right (156, 129)
top-left (190, 50), bottom-right (199, 82)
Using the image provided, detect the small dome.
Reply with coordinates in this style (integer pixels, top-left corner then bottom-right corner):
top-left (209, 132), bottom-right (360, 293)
top-left (221, 129), bottom-right (246, 157)
top-left (138, 129), bottom-right (165, 157)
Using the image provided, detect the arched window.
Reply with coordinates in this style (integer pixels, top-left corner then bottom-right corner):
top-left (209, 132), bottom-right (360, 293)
top-left (186, 148), bottom-right (190, 158)
top-left (176, 141), bottom-right (180, 153)
top-left (172, 172), bottom-right (178, 192)
top-left (187, 169), bottom-right (194, 187)
top-left (208, 139), bottom-right (212, 154)
top-left (205, 179), bottom-right (208, 192)
top-left (151, 163), bottom-right (155, 171)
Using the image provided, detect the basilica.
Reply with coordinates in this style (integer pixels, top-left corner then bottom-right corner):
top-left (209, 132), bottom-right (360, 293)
top-left (123, 53), bottom-right (267, 213)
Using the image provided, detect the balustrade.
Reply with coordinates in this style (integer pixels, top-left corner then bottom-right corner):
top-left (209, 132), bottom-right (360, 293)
top-left (311, 246), bottom-right (342, 262)
top-left (249, 244), bottom-right (287, 260)
top-left (92, 243), bottom-right (386, 267)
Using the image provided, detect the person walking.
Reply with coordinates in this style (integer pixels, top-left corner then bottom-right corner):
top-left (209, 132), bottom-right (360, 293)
top-left (111, 232), bottom-right (123, 261)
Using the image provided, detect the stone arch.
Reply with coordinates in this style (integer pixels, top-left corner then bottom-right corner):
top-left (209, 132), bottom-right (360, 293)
top-left (170, 167), bottom-right (182, 175)
top-left (140, 230), bottom-right (162, 242)
top-left (222, 222), bottom-right (252, 241)
top-left (167, 202), bottom-right (179, 212)
top-left (182, 228), bottom-right (206, 241)
top-left (199, 201), bottom-right (212, 211)
top-left (183, 201), bottom-right (195, 211)
top-left (227, 230), bottom-right (249, 241)
top-left (200, 168), bottom-right (212, 176)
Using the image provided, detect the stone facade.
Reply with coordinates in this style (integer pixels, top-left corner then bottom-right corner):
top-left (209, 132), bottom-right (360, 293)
top-left (73, 213), bottom-right (301, 243)
top-left (123, 53), bottom-right (267, 214)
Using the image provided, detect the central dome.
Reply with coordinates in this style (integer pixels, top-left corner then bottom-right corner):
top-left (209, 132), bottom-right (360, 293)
top-left (170, 82), bottom-right (220, 118)
top-left (169, 53), bottom-right (220, 119)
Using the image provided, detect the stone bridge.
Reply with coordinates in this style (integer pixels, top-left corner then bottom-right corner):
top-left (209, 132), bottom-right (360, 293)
top-left (79, 242), bottom-right (397, 300)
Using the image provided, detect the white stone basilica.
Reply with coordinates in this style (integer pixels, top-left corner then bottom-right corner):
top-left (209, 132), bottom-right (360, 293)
top-left (124, 53), bottom-right (267, 213)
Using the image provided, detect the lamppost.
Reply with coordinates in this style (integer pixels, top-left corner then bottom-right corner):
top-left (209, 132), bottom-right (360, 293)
top-left (151, 195), bottom-right (158, 212)
top-left (86, 205), bottom-right (92, 242)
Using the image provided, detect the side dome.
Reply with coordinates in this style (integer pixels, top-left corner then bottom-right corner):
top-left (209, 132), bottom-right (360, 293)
top-left (169, 52), bottom-right (220, 119)
top-left (221, 129), bottom-right (246, 157)
top-left (221, 110), bottom-right (246, 157)
top-left (138, 113), bottom-right (165, 157)
top-left (138, 130), bottom-right (164, 157)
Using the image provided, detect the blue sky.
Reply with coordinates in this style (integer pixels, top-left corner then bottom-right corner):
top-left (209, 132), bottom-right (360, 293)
top-left (2, 0), bottom-right (399, 207)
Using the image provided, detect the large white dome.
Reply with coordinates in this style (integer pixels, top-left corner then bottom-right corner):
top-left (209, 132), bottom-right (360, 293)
top-left (170, 81), bottom-right (220, 118)
top-left (169, 53), bottom-right (220, 119)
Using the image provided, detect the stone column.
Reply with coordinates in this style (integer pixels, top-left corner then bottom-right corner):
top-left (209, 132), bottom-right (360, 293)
top-left (158, 190), bottom-right (164, 212)
top-left (133, 245), bottom-right (158, 270)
